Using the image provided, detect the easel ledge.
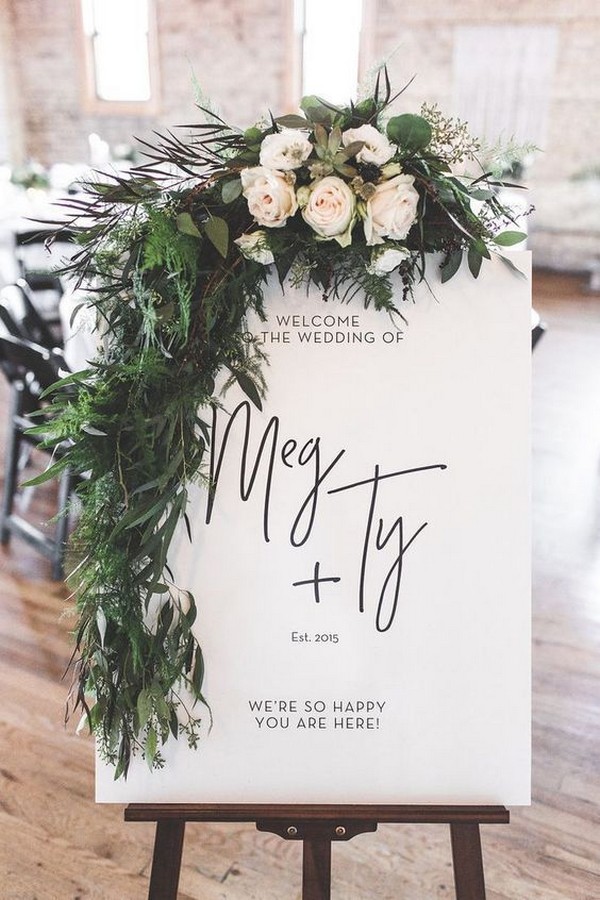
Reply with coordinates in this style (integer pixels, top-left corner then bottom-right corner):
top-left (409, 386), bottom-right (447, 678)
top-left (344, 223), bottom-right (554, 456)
top-left (125, 803), bottom-right (509, 900)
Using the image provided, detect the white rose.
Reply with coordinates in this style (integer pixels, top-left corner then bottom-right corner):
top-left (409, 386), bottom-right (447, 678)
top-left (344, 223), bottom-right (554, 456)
top-left (342, 124), bottom-right (394, 166)
top-left (364, 174), bottom-right (419, 245)
top-left (234, 230), bottom-right (274, 265)
top-left (367, 246), bottom-right (410, 275)
top-left (259, 129), bottom-right (313, 171)
top-left (302, 176), bottom-right (356, 247)
top-left (241, 166), bottom-right (298, 228)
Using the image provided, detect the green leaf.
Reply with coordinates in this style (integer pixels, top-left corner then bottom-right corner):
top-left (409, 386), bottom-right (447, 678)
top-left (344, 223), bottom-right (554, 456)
top-left (244, 126), bottom-right (263, 146)
top-left (467, 246), bottom-right (483, 279)
top-left (22, 458), bottom-right (68, 487)
top-left (440, 250), bottom-right (463, 283)
top-left (111, 490), bottom-right (172, 537)
top-left (39, 367), bottom-right (93, 398)
top-left (493, 231), bottom-right (527, 247)
top-left (146, 726), bottom-right (157, 769)
top-left (232, 369), bottom-right (262, 410)
top-left (275, 114), bottom-right (308, 129)
top-left (113, 756), bottom-right (126, 781)
top-left (176, 212), bottom-right (201, 238)
top-left (300, 96), bottom-right (336, 126)
top-left (183, 595), bottom-right (197, 627)
top-left (192, 648), bottom-right (205, 696)
top-left (474, 239), bottom-right (491, 260)
top-left (137, 689), bottom-right (152, 728)
top-left (386, 114), bottom-right (432, 152)
top-left (81, 424), bottom-right (108, 437)
top-left (204, 215), bottom-right (229, 258)
top-left (221, 179), bottom-right (242, 204)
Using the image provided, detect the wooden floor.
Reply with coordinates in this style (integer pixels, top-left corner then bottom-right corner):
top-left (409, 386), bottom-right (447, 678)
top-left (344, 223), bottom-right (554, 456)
top-left (1, 270), bottom-right (599, 899)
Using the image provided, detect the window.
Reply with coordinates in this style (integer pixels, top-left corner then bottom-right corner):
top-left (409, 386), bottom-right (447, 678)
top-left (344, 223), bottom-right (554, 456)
top-left (295, 0), bottom-right (364, 104)
top-left (80, 0), bottom-right (158, 111)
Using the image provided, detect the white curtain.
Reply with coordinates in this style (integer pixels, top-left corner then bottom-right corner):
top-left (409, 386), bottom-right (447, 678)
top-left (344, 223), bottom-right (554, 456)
top-left (452, 25), bottom-right (559, 147)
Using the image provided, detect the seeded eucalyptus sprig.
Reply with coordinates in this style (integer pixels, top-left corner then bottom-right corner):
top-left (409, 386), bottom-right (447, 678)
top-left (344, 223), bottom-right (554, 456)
top-left (37, 67), bottom-right (527, 778)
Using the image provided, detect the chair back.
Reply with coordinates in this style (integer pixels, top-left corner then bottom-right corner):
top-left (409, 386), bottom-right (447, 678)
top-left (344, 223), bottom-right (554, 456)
top-left (14, 228), bottom-right (76, 284)
top-left (0, 333), bottom-right (73, 581)
top-left (0, 281), bottom-right (60, 349)
top-left (13, 228), bottom-right (76, 324)
top-left (0, 333), bottom-right (67, 409)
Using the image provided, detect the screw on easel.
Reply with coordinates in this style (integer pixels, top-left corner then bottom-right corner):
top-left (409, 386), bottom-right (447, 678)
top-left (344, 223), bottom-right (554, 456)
top-left (335, 826), bottom-right (346, 836)
top-left (287, 825), bottom-right (298, 836)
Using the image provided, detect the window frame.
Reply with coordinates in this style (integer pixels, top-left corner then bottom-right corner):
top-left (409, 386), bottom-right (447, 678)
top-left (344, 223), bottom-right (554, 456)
top-left (77, 0), bottom-right (160, 116)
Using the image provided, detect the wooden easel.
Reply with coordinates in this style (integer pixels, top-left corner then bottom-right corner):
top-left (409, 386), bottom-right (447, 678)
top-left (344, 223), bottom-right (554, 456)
top-left (125, 803), bottom-right (509, 899)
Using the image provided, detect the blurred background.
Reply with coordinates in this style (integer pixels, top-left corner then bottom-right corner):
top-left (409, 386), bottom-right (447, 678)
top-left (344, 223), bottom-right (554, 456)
top-left (1, 0), bottom-right (599, 278)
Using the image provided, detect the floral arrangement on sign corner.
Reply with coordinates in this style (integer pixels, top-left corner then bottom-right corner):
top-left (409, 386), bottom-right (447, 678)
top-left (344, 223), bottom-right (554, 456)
top-left (38, 68), bottom-right (527, 779)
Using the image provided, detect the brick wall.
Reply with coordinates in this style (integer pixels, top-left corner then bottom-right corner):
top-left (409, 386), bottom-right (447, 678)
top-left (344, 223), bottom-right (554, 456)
top-left (367, 0), bottom-right (600, 269)
top-left (0, 1), bottom-right (22, 162)
top-left (367, 0), bottom-right (600, 183)
top-left (5, 0), bottom-right (290, 166)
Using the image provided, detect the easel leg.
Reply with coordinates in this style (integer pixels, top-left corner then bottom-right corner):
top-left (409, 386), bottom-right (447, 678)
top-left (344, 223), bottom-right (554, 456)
top-left (302, 839), bottom-right (332, 900)
top-left (148, 819), bottom-right (185, 900)
top-left (450, 823), bottom-right (486, 900)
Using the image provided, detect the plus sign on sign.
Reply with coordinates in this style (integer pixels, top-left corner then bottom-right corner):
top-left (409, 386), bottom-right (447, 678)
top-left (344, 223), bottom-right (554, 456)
top-left (97, 255), bottom-right (531, 805)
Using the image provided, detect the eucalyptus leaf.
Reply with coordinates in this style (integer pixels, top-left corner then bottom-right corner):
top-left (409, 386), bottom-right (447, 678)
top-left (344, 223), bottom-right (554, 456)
top-left (275, 114), bottom-right (308, 129)
top-left (244, 126), bottom-right (263, 145)
top-left (204, 215), bottom-right (229, 258)
top-left (440, 250), bottom-right (463, 283)
top-left (467, 246), bottom-right (483, 279)
top-left (176, 212), bottom-right (201, 238)
top-left (300, 96), bottom-right (336, 125)
top-left (137, 689), bottom-right (152, 728)
top-left (221, 179), bottom-right (242, 204)
top-left (146, 726), bottom-right (157, 769)
top-left (493, 231), bottom-right (527, 246)
top-left (192, 648), bottom-right (205, 695)
top-left (387, 114), bottom-right (432, 152)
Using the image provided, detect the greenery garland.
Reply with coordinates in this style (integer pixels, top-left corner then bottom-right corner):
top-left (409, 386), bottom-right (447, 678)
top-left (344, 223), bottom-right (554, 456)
top-left (37, 69), bottom-right (526, 779)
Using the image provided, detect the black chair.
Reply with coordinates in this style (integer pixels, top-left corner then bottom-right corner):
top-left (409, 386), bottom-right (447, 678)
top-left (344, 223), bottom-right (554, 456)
top-left (531, 312), bottom-right (547, 350)
top-left (0, 280), bottom-right (62, 349)
top-left (0, 334), bottom-right (72, 579)
top-left (13, 228), bottom-right (76, 328)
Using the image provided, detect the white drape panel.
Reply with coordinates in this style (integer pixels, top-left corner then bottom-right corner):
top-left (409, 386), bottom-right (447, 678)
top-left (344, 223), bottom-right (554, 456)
top-left (452, 25), bottom-right (558, 147)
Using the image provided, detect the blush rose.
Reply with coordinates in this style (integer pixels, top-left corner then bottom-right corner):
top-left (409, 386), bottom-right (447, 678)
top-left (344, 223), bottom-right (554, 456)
top-left (364, 174), bottom-right (420, 245)
top-left (302, 176), bottom-right (356, 246)
top-left (241, 166), bottom-right (298, 228)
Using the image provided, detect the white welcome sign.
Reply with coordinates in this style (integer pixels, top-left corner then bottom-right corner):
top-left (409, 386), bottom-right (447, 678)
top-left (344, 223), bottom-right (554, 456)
top-left (98, 254), bottom-right (531, 805)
